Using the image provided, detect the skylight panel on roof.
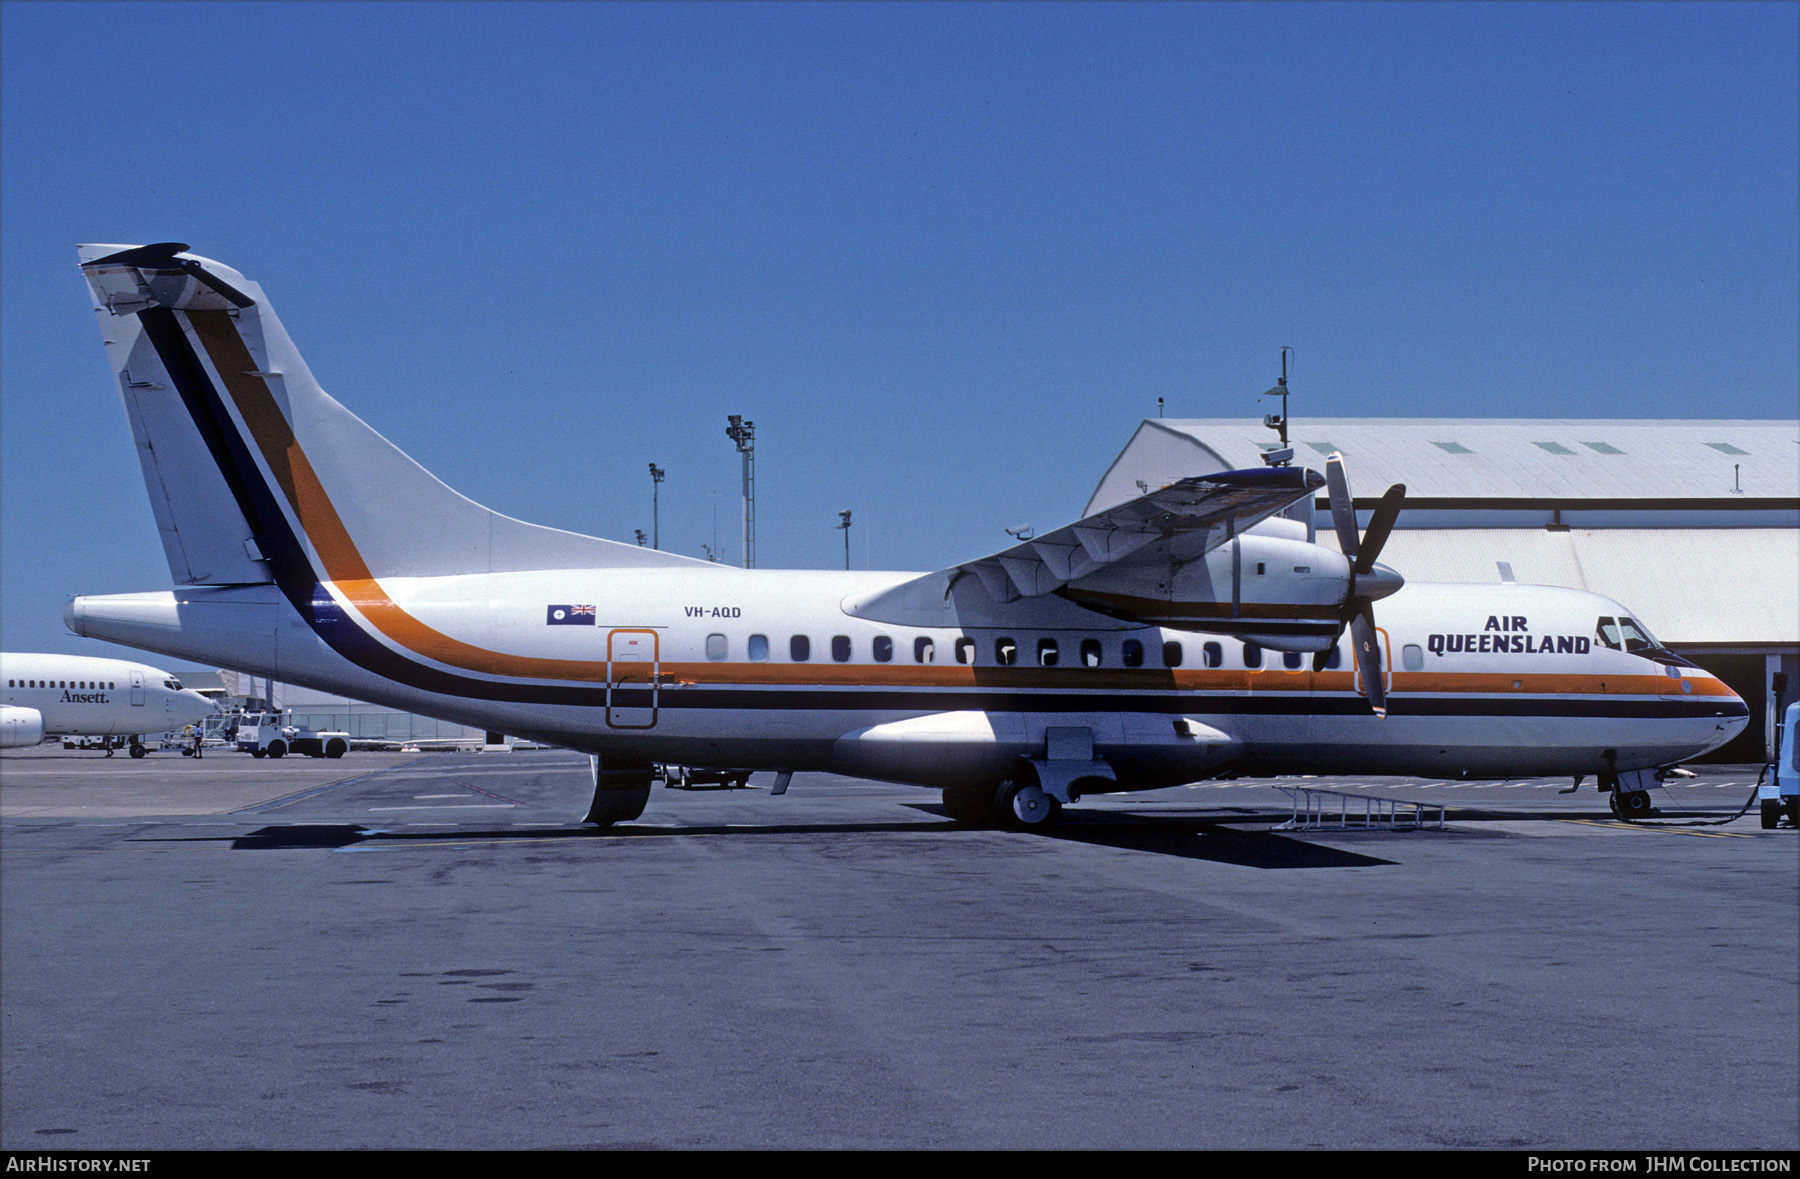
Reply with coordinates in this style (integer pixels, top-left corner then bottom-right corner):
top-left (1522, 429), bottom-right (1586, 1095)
top-left (1533, 442), bottom-right (1577, 455)
top-left (1705, 442), bottom-right (1750, 455)
top-left (1304, 442), bottom-right (1340, 455)
top-left (1581, 442), bottom-right (1625, 454)
top-left (1432, 441), bottom-right (1473, 454)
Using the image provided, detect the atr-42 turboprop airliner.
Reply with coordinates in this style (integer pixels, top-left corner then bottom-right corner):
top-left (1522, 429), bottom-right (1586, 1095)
top-left (2, 651), bottom-right (217, 756)
top-left (62, 243), bottom-right (1748, 826)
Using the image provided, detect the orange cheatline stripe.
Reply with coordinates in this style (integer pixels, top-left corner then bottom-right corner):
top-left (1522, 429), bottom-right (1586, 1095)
top-left (187, 310), bottom-right (601, 682)
top-left (178, 312), bottom-right (1753, 705)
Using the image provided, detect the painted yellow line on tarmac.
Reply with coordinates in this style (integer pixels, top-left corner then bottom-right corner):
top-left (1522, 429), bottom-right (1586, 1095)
top-left (1564, 819), bottom-right (1753, 838)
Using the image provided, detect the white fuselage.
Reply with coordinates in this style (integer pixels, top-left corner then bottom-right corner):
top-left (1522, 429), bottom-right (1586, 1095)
top-left (66, 570), bottom-right (1747, 787)
top-left (0, 652), bottom-right (217, 746)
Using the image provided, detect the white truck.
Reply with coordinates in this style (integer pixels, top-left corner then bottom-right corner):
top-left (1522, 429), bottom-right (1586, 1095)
top-left (232, 710), bottom-right (349, 759)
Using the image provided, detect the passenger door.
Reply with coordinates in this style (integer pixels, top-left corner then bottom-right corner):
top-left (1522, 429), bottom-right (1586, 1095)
top-left (606, 629), bottom-right (659, 729)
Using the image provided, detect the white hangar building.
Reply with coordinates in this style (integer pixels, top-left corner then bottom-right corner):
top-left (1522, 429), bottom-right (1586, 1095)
top-left (1090, 418), bottom-right (1800, 763)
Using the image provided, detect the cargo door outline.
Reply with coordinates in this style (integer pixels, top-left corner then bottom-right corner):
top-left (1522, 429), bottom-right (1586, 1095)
top-left (606, 629), bottom-right (659, 729)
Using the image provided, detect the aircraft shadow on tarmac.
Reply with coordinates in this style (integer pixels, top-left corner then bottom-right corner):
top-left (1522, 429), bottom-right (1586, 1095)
top-left (138, 811), bottom-right (1401, 868)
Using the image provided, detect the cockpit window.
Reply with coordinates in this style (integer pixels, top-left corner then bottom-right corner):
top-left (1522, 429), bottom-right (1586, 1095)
top-left (1618, 618), bottom-right (1656, 652)
top-left (1595, 617), bottom-right (1622, 650)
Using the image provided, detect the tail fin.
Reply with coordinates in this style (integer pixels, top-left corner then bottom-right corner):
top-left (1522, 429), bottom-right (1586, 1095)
top-left (78, 243), bottom-right (705, 588)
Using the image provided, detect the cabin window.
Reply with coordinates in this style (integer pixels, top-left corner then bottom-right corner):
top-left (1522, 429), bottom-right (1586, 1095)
top-left (790, 635), bottom-right (810, 662)
top-left (1327, 648), bottom-right (1342, 669)
top-left (1080, 638), bottom-right (1102, 667)
top-left (832, 635), bottom-right (852, 662)
top-left (1243, 641), bottom-right (1263, 669)
top-left (1283, 651), bottom-right (1303, 670)
top-left (873, 636), bottom-right (893, 663)
top-left (705, 634), bottom-right (728, 660)
top-left (1162, 640), bottom-right (1183, 668)
top-left (1402, 644), bottom-right (1424, 671)
top-left (1038, 639), bottom-right (1059, 667)
top-left (1121, 639), bottom-right (1144, 668)
top-left (954, 637), bottom-right (976, 664)
top-left (1202, 642), bottom-right (1222, 668)
top-left (995, 638), bottom-right (1018, 666)
top-left (914, 637), bottom-right (935, 663)
top-left (747, 634), bottom-right (770, 662)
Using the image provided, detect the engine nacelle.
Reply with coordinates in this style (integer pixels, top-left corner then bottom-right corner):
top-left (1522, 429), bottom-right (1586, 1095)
top-left (1, 706), bottom-right (45, 748)
top-left (1062, 533), bottom-right (1389, 650)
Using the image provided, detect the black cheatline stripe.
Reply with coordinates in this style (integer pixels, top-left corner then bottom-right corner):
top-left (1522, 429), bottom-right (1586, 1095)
top-left (138, 308), bottom-right (289, 565)
top-left (140, 308), bottom-right (613, 706)
top-left (131, 311), bottom-right (1756, 729)
top-left (602, 685), bottom-right (1748, 721)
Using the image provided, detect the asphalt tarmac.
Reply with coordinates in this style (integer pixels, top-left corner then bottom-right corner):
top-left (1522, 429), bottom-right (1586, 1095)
top-left (2, 746), bottom-right (1795, 1150)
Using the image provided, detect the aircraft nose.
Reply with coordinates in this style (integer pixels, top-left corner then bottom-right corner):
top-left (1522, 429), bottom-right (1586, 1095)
top-left (1352, 561), bottom-right (1405, 602)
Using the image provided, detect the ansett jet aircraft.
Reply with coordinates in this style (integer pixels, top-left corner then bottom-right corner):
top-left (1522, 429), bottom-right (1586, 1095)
top-left (1, 652), bottom-right (216, 756)
top-left (63, 243), bottom-right (1748, 825)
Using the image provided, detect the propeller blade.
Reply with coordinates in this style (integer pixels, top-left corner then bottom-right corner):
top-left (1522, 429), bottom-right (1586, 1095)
top-left (1312, 645), bottom-right (1334, 673)
top-left (1324, 454), bottom-right (1359, 563)
top-left (1353, 484), bottom-right (1406, 575)
top-left (1349, 607), bottom-right (1387, 718)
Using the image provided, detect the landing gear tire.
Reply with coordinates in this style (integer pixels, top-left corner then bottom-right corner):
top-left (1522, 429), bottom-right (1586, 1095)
top-left (1763, 800), bottom-right (1783, 829)
top-left (999, 781), bottom-right (1061, 830)
top-left (1615, 789), bottom-right (1654, 819)
top-left (942, 781), bottom-right (1005, 827)
top-left (583, 755), bottom-right (654, 826)
top-left (584, 787), bottom-right (650, 826)
top-left (128, 743), bottom-right (146, 759)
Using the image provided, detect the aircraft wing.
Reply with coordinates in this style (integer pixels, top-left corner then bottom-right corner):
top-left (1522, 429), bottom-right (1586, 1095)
top-left (869, 465), bottom-right (1325, 611)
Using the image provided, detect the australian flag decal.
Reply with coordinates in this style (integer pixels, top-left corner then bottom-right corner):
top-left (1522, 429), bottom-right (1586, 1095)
top-left (546, 604), bottom-right (596, 626)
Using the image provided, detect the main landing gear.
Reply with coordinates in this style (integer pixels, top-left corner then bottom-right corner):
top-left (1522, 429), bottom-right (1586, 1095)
top-left (941, 776), bottom-right (1063, 831)
top-left (582, 754), bottom-right (652, 827)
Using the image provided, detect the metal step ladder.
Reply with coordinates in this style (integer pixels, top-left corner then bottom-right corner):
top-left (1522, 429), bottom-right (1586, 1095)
top-left (1272, 785), bottom-right (1445, 832)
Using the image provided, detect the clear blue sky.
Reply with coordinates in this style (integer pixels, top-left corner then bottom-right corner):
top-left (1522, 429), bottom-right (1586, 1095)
top-left (4, 1), bottom-right (1796, 660)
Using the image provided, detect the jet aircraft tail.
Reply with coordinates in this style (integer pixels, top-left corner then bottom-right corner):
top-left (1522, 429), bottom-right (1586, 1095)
top-left (77, 242), bottom-right (704, 589)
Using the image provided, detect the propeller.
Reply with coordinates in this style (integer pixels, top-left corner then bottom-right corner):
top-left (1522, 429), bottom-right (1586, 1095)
top-left (1313, 453), bottom-right (1406, 717)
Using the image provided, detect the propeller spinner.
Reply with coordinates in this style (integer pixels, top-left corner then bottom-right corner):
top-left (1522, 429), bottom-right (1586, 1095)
top-left (1317, 453), bottom-right (1406, 716)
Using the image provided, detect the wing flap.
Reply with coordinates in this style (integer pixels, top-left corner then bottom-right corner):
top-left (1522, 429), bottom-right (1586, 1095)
top-left (846, 465), bottom-right (1325, 622)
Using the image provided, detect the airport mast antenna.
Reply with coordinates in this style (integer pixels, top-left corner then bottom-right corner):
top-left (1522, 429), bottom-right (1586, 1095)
top-left (838, 510), bottom-right (853, 570)
top-left (1260, 347), bottom-right (1295, 467)
top-left (726, 416), bottom-right (756, 568)
top-left (648, 463), bottom-right (665, 549)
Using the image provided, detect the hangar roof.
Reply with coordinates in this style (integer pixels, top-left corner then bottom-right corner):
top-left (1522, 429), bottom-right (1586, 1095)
top-left (1087, 418), bottom-right (1799, 514)
top-left (1356, 529), bottom-right (1798, 647)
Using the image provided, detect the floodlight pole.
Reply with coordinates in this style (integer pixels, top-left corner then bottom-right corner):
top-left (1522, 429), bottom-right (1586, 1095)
top-left (648, 463), bottom-right (665, 549)
top-left (726, 416), bottom-right (756, 568)
top-left (838, 510), bottom-right (852, 570)
top-left (1260, 346), bottom-right (1295, 467)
